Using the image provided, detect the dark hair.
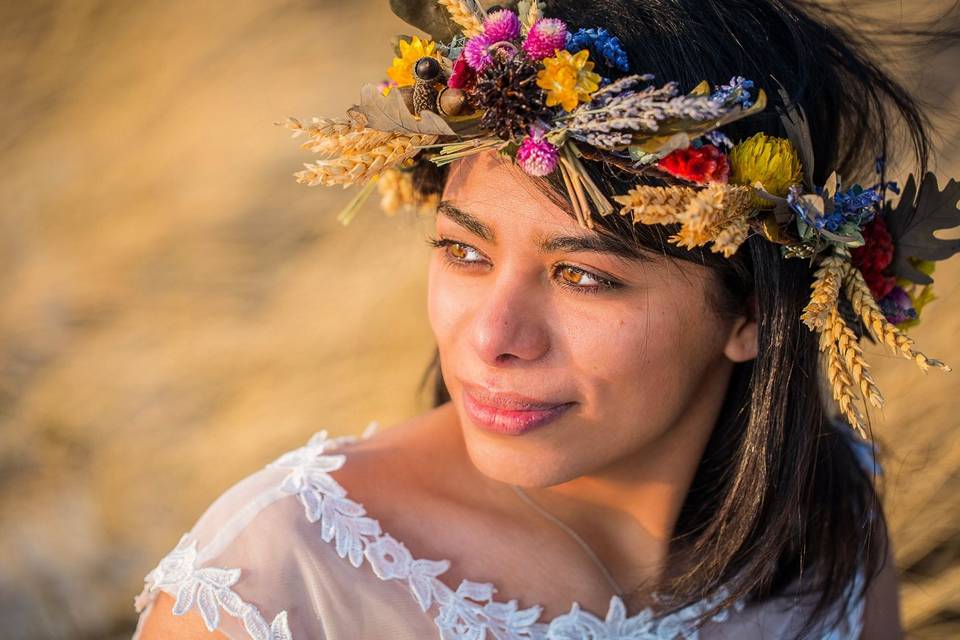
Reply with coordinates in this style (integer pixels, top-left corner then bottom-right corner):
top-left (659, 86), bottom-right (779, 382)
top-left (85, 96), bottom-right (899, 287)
top-left (414, 1), bottom-right (953, 635)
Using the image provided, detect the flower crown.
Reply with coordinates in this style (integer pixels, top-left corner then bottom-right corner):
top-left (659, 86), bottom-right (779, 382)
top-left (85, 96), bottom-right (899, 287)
top-left (278, 0), bottom-right (960, 437)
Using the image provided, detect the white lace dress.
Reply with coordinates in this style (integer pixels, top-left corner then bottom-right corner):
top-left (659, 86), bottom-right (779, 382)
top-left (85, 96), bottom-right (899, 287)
top-left (131, 423), bottom-right (868, 640)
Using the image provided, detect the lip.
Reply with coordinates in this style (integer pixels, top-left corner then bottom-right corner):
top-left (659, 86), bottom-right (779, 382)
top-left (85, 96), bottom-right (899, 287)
top-left (461, 384), bottom-right (575, 436)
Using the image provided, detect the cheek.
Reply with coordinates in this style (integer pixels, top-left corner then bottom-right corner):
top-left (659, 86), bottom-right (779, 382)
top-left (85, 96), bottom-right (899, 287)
top-left (568, 287), bottom-right (720, 425)
top-left (426, 256), bottom-right (469, 350)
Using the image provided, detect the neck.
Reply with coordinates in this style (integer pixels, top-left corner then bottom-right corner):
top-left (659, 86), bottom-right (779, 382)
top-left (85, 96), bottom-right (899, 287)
top-left (511, 358), bottom-right (734, 590)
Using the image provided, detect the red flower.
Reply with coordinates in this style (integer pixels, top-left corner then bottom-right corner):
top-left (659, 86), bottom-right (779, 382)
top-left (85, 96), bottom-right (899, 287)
top-left (656, 144), bottom-right (730, 184)
top-left (851, 215), bottom-right (896, 300)
top-left (448, 57), bottom-right (477, 90)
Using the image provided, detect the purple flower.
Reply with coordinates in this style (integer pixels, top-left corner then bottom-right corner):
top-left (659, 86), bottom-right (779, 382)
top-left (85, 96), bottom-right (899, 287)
top-left (482, 9), bottom-right (521, 43)
top-left (517, 129), bottom-right (559, 176)
top-left (463, 34), bottom-right (494, 71)
top-left (523, 18), bottom-right (568, 61)
top-left (878, 286), bottom-right (917, 325)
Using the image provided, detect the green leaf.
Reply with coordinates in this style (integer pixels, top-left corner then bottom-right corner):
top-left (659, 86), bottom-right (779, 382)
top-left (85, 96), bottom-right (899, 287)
top-left (886, 172), bottom-right (960, 284)
top-left (835, 225), bottom-right (864, 248)
top-left (356, 84), bottom-right (456, 136)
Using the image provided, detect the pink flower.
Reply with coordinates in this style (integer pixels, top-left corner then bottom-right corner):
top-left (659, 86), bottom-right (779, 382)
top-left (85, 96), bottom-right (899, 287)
top-left (523, 18), bottom-right (568, 61)
top-left (463, 34), bottom-right (494, 71)
top-left (517, 129), bottom-right (559, 176)
top-left (482, 9), bottom-right (521, 43)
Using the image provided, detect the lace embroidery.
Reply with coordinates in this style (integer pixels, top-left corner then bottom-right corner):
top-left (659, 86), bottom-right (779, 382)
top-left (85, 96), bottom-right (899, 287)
top-left (135, 534), bottom-right (292, 640)
top-left (137, 424), bottom-right (866, 640)
top-left (267, 427), bottom-right (756, 640)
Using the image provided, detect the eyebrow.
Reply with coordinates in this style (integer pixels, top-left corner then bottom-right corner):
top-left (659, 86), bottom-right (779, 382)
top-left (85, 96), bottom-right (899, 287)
top-left (437, 201), bottom-right (650, 261)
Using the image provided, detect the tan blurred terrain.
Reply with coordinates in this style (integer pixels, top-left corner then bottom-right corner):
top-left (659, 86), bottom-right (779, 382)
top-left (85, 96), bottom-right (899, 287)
top-left (0, 1), bottom-right (957, 639)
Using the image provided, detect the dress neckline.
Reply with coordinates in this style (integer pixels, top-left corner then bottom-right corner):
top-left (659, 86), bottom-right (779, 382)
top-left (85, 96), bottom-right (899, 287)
top-left (266, 423), bottom-right (748, 639)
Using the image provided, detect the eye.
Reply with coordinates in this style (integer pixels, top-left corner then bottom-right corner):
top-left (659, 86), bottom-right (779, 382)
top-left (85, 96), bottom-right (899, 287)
top-left (425, 235), bottom-right (622, 295)
top-left (554, 265), bottom-right (620, 295)
top-left (426, 236), bottom-right (487, 265)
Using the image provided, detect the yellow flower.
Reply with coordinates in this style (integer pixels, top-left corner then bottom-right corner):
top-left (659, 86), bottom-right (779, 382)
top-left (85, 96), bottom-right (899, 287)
top-left (536, 49), bottom-right (601, 112)
top-left (729, 133), bottom-right (803, 207)
top-left (386, 36), bottom-right (437, 89)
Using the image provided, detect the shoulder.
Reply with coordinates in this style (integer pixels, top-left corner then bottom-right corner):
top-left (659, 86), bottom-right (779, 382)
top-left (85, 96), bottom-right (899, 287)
top-left (132, 408), bottom-right (462, 639)
top-left (132, 421), bottom-right (383, 639)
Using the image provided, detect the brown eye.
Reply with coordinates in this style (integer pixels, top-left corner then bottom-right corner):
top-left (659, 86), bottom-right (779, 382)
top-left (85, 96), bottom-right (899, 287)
top-left (560, 266), bottom-right (584, 284)
top-left (448, 243), bottom-right (468, 260)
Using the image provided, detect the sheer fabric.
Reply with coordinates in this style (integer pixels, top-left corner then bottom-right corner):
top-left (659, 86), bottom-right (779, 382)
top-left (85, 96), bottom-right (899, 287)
top-left (131, 422), bottom-right (868, 639)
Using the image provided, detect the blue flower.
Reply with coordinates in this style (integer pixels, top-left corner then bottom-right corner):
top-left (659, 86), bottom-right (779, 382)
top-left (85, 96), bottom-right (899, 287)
top-left (710, 76), bottom-right (754, 109)
top-left (833, 184), bottom-right (882, 219)
top-left (788, 180), bottom-right (883, 234)
top-left (565, 28), bottom-right (630, 73)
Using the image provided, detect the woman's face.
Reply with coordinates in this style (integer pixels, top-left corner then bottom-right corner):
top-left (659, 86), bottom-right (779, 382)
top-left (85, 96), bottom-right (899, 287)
top-left (428, 151), bottom-right (757, 487)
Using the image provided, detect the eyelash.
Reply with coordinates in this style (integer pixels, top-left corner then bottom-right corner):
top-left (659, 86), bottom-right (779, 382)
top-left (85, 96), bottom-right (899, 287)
top-left (425, 235), bottom-right (622, 296)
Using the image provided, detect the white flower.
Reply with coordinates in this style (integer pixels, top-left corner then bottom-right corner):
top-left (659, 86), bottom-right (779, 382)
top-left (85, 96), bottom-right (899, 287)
top-left (270, 430), bottom-right (350, 504)
top-left (242, 608), bottom-right (294, 640)
top-left (483, 598), bottom-right (545, 638)
top-left (365, 534), bottom-right (451, 611)
top-left (366, 534), bottom-right (413, 580)
top-left (138, 534), bottom-right (294, 639)
top-left (435, 579), bottom-right (518, 640)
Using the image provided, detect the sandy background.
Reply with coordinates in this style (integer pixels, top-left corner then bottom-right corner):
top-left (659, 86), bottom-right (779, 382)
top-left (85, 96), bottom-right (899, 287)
top-left (0, 1), bottom-right (957, 638)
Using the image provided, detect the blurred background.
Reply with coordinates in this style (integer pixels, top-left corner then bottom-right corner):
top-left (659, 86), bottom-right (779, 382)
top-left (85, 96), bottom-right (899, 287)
top-left (0, 1), bottom-right (957, 638)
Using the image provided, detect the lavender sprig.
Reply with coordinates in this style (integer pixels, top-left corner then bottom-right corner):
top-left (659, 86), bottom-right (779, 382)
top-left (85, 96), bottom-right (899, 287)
top-left (561, 75), bottom-right (726, 150)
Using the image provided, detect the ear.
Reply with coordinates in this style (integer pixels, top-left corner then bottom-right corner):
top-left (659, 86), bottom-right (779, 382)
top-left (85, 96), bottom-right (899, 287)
top-left (722, 293), bottom-right (758, 363)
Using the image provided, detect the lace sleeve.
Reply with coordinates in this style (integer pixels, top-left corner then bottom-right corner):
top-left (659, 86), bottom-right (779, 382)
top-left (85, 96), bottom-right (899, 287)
top-left (131, 424), bottom-right (424, 640)
top-left (131, 463), bottom-right (299, 640)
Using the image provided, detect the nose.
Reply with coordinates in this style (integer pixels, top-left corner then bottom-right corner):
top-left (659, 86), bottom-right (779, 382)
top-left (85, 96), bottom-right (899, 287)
top-left (470, 269), bottom-right (551, 365)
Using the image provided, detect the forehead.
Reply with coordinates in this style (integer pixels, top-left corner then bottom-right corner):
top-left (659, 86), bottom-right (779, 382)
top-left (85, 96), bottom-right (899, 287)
top-left (439, 152), bottom-right (663, 263)
top-left (440, 151), bottom-right (581, 234)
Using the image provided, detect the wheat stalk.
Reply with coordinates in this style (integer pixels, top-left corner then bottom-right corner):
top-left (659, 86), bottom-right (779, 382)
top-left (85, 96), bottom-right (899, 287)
top-left (841, 261), bottom-right (951, 372)
top-left (613, 184), bottom-right (754, 255)
top-left (801, 251), bottom-right (848, 331)
top-left (295, 134), bottom-right (437, 187)
top-left (300, 128), bottom-right (397, 157)
top-left (377, 167), bottom-right (440, 216)
top-left (820, 308), bottom-right (871, 437)
top-left (711, 216), bottom-right (750, 258)
top-left (276, 114), bottom-right (392, 157)
top-left (526, 0), bottom-right (543, 26)
top-left (276, 115), bottom-right (364, 140)
top-left (437, 0), bottom-right (484, 37)
top-left (671, 184), bottom-right (752, 248)
top-left (613, 185), bottom-right (688, 225)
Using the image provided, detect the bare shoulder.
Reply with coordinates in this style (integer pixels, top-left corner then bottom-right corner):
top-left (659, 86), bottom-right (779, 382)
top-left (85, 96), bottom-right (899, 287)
top-left (136, 591), bottom-right (229, 640)
top-left (860, 521), bottom-right (903, 639)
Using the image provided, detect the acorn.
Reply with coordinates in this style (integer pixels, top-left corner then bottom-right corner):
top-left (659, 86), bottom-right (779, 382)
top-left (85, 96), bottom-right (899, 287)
top-left (413, 56), bottom-right (443, 116)
top-left (414, 57), bottom-right (442, 82)
top-left (437, 87), bottom-right (467, 117)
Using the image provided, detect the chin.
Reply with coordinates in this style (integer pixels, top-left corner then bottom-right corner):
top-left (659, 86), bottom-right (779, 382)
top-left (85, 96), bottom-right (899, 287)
top-left (456, 407), bottom-right (598, 487)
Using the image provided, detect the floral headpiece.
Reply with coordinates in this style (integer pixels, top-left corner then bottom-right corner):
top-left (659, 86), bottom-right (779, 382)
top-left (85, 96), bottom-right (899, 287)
top-left (278, 0), bottom-right (960, 437)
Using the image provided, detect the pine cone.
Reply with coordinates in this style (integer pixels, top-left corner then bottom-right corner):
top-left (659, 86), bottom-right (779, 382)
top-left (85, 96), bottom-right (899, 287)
top-left (472, 57), bottom-right (547, 141)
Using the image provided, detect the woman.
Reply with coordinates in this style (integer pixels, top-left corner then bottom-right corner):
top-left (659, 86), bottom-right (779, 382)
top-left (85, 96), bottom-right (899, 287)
top-left (132, 0), bottom-right (958, 638)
